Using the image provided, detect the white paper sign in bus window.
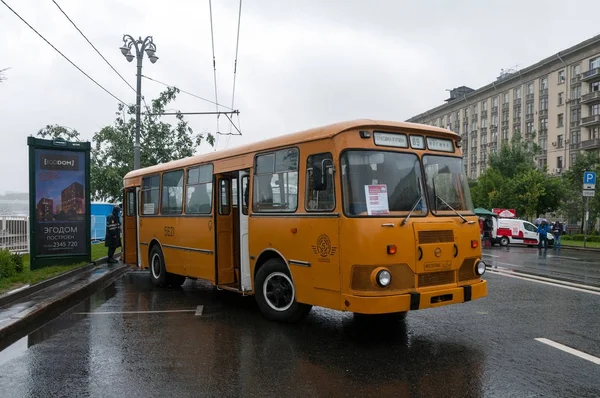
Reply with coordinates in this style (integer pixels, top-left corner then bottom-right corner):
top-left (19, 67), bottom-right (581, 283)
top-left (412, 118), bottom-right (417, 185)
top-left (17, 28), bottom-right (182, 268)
top-left (426, 137), bottom-right (455, 152)
top-left (410, 135), bottom-right (425, 149)
top-left (373, 132), bottom-right (408, 148)
top-left (364, 184), bottom-right (390, 215)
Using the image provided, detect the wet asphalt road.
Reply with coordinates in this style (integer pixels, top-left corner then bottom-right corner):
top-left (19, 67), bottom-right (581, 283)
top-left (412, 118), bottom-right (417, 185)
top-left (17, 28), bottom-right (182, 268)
top-left (0, 248), bottom-right (599, 397)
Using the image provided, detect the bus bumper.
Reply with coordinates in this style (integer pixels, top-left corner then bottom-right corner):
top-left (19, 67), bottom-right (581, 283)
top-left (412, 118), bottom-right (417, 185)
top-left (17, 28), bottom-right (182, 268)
top-left (342, 280), bottom-right (487, 314)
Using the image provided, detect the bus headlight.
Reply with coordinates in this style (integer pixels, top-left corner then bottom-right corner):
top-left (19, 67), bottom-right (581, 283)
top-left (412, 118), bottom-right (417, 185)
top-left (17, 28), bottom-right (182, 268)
top-left (475, 260), bottom-right (486, 276)
top-left (376, 269), bottom-right (392, 287)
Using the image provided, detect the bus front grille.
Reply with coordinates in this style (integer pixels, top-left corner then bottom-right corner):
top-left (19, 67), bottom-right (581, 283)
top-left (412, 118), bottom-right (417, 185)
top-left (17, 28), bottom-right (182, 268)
top-left (458, 258), bottom-right (479, 282)
top-left (418, 230), bottom-right (454, 244)
top-left (418, 270), bottom-right (455, 287)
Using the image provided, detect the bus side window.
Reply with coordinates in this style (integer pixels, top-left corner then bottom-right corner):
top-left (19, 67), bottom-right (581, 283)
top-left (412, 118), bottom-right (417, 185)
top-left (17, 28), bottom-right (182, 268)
top-left (306, 153), bottom-right (335, 212)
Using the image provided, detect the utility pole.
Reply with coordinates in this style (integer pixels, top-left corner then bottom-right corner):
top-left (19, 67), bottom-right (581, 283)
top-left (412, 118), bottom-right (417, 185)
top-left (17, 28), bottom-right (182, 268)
top-left (119, 35), bottom-right (159, 170)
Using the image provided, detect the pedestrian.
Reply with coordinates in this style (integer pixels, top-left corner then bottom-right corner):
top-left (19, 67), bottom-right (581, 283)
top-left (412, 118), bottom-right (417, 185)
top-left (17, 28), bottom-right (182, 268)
top-left (537, 220), bottom-right (550, 250)
top-left (105, 205), bottom-right (121, 263)
top-left (552, 220), bottom-right (562, 250)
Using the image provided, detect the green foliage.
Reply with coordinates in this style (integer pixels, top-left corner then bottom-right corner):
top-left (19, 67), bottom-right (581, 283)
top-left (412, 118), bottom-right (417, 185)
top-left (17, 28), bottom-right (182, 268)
top-left (561, 234), bottom-right (600, 242)
top-left (560, 151), bottom-right (600, 232)
top-left (91, 87), bottom-right (215, 201)
top-left (36, 87), bottom-right (216, 202)
top-left (0, 250), bottom-right (23, 278)
top-left (470, 132), bottom-right (562, 218)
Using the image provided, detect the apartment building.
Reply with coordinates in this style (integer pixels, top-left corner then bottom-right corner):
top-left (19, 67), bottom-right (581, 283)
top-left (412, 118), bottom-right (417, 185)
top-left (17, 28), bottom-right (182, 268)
top-left (406, 34), bottom-right (600, 179)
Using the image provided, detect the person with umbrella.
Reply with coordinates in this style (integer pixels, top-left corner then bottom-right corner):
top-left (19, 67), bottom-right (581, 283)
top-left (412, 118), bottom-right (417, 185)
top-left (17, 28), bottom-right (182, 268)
top-left (536, 219), bottom-right (551, 250)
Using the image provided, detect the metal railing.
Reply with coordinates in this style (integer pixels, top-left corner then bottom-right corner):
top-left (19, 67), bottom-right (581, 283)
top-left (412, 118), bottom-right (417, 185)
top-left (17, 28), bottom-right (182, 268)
top-left (0, 216), bottom-right (29, 254)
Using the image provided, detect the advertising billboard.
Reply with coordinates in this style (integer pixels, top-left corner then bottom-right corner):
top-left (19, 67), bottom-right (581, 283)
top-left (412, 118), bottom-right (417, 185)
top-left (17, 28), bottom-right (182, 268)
top-left (28, 137), bottom-right (91, 269)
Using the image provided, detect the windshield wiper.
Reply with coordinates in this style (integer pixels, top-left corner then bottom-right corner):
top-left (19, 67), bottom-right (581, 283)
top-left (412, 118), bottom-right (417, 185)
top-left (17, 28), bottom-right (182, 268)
top-left (401, 177), bottom-right (423, 226)
top-left (431, 178), bottom-right (474, 224)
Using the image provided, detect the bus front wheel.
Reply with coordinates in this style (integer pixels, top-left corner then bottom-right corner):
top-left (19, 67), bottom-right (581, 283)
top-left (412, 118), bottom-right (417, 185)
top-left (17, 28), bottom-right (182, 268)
top-left (150, 246), bottom-right (167, 287)
top-left (255, 259), bottom-right (312, 323)
top-left (500, 236), bottom-right (509, 247)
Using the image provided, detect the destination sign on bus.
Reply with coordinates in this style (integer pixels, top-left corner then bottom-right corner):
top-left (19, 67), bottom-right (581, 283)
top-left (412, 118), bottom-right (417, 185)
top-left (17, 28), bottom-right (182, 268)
top-left (409, 135), bottom-right (425, 149)
top-left (426, 137), bottom-right (455, 152)
top-left (373, 132), bottom-right (408, 148)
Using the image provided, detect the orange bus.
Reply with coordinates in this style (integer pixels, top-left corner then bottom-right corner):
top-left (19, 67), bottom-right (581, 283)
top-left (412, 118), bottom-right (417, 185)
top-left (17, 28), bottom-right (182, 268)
top-left (122, 120), bottom-right (487, 322)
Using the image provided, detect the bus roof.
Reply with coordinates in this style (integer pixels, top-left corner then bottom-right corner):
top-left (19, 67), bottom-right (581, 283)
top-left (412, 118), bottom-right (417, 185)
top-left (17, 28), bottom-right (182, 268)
top-left (123, 119), bottom-right (454, 179)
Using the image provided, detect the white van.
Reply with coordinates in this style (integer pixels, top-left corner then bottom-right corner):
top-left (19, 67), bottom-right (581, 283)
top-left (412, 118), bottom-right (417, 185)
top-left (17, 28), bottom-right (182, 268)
top-left (496, 218), bottom-right (553, 247)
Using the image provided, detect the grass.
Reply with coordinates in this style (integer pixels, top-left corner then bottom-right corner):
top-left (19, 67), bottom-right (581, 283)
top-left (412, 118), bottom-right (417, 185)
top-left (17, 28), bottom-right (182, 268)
top-left (560, 240), bottom-right (600, 249)
top-left (0, 244), bottom-right (119, 295)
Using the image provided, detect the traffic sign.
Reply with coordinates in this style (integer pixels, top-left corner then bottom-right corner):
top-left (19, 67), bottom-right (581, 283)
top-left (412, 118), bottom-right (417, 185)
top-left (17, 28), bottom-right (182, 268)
top-left (583, 171), bottom-right (596, 189)
top-left (583, 189), bottom-right (595, 197)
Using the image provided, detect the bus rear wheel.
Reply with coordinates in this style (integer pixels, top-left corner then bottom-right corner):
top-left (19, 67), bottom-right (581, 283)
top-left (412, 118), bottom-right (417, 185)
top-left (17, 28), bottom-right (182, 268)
top-left (150, 246), bottom-right (167, 287)
top-left (255, 259), bottom-right (312, 323)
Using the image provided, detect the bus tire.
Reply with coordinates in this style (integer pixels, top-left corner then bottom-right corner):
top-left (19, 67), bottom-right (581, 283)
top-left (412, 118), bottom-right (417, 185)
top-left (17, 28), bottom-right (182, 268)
top-left (255, 259), bottom-right (312, 323)
top-left (149, 246), bottom-right (167, 287)
top-left (167, 273), bottom-right (186, 287)
top-left (500, 236), bottom-right (509, 247)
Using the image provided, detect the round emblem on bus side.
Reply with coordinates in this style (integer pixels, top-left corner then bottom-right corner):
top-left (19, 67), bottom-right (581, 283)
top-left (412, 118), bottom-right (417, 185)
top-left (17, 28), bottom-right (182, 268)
top-left (316, 234), bottom-right (332, 257)
top-left (434, 247), bottom-right (442, 257)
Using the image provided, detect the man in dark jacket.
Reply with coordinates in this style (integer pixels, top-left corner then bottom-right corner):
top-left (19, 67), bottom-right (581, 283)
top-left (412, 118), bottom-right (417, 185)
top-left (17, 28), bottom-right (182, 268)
top-left (105, 206), bottom-right (121, 263)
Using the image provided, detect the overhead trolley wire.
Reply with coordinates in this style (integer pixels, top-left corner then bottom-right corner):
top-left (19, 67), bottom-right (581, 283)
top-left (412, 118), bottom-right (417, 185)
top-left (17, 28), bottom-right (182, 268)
top-left (1, 0), bottom-right (127, 105)
top-left (225, 0), bottom-right (244, 148)
top-left (208, 0), bottom-right (221, 150)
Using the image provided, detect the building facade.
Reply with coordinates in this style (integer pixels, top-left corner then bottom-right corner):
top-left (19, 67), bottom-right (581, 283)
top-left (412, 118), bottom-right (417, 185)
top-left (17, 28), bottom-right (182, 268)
top-left (407, 35), bottom-right (600, 180)
top-left (61, 182), bottom-right (84, 215)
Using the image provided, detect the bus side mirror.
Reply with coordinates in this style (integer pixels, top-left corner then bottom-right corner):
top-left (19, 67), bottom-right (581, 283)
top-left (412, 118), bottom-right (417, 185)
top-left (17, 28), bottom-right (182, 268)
top-left (311, 161), bottom-right (327, 191)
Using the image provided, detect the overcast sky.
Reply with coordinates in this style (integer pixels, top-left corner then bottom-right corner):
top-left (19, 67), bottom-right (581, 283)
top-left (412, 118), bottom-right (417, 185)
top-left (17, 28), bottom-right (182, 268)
top-left (2, 0), bottom-right (600, 194)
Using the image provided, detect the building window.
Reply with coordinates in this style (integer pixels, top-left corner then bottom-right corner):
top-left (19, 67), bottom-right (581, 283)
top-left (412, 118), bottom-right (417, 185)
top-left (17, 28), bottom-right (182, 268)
top-left (592, 81), bottom-right (600, 92)
top-left (482, 101), bottom-right (488, 112)
top-left (538, 158), bottom-right (547, 170)
top-left (502, 128), bottom-right (509, 140)
top-left (253, 147), bottom-right (299, 213)
top-left (540, 97), bottom-right (548, 111)
top-left (141, 175), bottom-right (160, 215)
top-left (557, 113), bottom-right (564, 127)
top-left (503, 92), bottom-right (509, 104)
top-left (514, 106), bottom-right (522, 117)
top-left (527, 83), bottom-right (534, 95)
top-left (558, 70), bottom-right (565, 84)
top-left (526, 121), bottom-right (534, 134)
top-left (464, 108), bottom-right (469, 118)
top-left (572, 85), bottom-right (581, 99)
top-left (306, 153), bottom-right (335, 212)
top-left (472, 104), bottom-right (477, 114)
top-left (592, 103), bottom-right (600, 116)
top-left (514, 87), bottom-right (521, 99)
top-left (571, 107), bottom-right (581, 123)
top-left (540, 77), bottom-right (548, 90)
top-left (491, 115), bottom-right (498, 127)
top-left (540, 118), bottom-right (548, 130)
top-left (557, 156), bottom-right (563, 169)
top-left (571, 130), bottom-right (580, 144)
top-left (481, 118), bottom-right (487, 128)
top-left (539, 137), bottom-right (547, 150)
top-left (590, 56), bottom-right (600, 70)
top-left (571, 153), bottom-right (577, 168)
top-left (572, 63), bottom-right (581, 76)
top-left (593, 127), bottom-right (600, 139)
top-left (492, 96), bottom-right (498, 107)
top-left (161, 170), bottom-right (184, 214)
top-left (557, 135), bottom-right (563, 148)
top-left (186, 164), bottom-right (213, 214)
top-left (527, 102), bottom-right (534, 115)
top-left (558, 92), bottom-right (564, 106)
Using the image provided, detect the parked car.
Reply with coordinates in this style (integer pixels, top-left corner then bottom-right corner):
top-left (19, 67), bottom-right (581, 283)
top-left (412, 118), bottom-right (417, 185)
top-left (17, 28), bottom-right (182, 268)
top-left (496, 218), bottom-right (553, 247)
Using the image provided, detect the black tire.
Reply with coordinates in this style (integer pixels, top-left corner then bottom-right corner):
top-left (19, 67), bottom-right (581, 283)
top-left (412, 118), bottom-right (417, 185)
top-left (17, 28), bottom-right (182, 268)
top-left (500, 236), bottom-right (509, 247)
top-left (149, 245), bottom-right (167, 287)
top-left (353, 312), bottom-right (407, 324)
top-left (167, 273), bottom-right (186, 287)
top-left (255, 259), bottom-right (312, 323)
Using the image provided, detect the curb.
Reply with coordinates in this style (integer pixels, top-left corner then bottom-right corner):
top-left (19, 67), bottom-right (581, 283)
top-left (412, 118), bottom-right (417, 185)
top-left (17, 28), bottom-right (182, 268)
top-left (560, 245), bottom-right (600, 253)
top-left (0, 253), bottom-right (122, 308)
top-left (0, 263), bottom-right (129, 350)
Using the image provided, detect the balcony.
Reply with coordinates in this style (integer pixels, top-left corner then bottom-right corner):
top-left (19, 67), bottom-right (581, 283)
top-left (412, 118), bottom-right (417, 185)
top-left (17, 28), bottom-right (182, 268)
top-left (581, 68), bottom-right (600, 82)
top-left (571, 120), bottom-right (581, 128)
top-left (581, 91), bottom-right (600, 104)
top-left (502, 119), bottom-right (509, 127)
top-left (539, 109), bottom-right (548, 118)
top-left (491, 106), bottom-right (498, 114)
top-left (539, 88), bottom-right (548, 97)
top-left (571, 75), bottom-right (581, 85)
top-left (537, 149), bottom-right (547, 157)
top-left (526, 94), bottom-right (534, 101)
top-left (513, 117), bottom-right (522, 125)
top-left (472, 114), bottom-right (478, 122)
top-left (570, 142), bottom-right (581, 150)
top-left (581, 138), bottom-right (600, 150)
top-left (570, 98), bottom-right (581, 107)
top-left (581, 114), bottom-right (600, 127)
top-left (538, 129), bottom-right (548, 138)
top-left (526, 113), bottom-right (534, 121)
top-left (514, 98), bottom-right (522, 107)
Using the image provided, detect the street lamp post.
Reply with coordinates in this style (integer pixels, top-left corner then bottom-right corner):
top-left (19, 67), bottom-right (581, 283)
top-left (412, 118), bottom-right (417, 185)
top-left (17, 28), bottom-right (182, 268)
top-left (119, 35), bottom-right (159, 170)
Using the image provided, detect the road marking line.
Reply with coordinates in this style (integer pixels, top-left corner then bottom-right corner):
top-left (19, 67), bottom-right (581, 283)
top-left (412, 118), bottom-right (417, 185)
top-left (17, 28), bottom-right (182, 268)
top-left (487, 269), bottom-right (600, 292)
top-left (486, 270), bottom-right (600, 296)
top-left (482, 254), bottom-right (500, 258)
top-left (195, 305), bottom-right (204, 316)
top-left (73, 309), bottom-right (197, 315)
top-left (535, 338), bottom-right (600, 365)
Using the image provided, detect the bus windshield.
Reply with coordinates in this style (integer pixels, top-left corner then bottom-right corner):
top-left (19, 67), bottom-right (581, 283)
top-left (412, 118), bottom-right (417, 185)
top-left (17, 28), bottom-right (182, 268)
top-left (422, 155), bottom-right (474, 214)
top-left (341, 150), bottom-right (426, 216)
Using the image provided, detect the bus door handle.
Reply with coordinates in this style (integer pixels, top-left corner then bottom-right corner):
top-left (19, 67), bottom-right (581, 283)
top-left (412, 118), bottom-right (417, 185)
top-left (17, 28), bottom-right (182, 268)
top-left (381, 223), bottom-right (395, 227)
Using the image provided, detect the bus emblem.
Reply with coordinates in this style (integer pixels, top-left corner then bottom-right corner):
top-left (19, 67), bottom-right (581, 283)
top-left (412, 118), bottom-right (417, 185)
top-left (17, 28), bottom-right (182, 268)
top-left (312, 234), bottom-right (337, 261)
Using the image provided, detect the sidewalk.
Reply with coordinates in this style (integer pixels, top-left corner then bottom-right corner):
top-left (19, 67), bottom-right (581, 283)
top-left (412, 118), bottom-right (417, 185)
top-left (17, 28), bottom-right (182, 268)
top-left (0, 256), bottom-right (129, 350)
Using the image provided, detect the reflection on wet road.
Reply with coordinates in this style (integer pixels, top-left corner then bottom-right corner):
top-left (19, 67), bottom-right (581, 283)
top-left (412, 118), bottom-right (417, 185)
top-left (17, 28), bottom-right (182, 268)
top-left (0, 259), bottom-right (599, 397)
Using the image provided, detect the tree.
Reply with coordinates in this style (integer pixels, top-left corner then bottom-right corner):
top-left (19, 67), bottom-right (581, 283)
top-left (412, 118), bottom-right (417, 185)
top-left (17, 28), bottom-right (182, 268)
top-left (0, 67), bottom-right (8, 83)
top-left (37, 124), bottom-right (81, 141)
top-left (561, 151), bottom-right (600, 232)
top-left (91, 87), bottom-right (215, 201)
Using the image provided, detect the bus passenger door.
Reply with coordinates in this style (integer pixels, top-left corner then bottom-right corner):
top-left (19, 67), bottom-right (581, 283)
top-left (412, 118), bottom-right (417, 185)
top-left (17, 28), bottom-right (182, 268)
top-left (215, 175), bottom-right (235, 285)
top-left (238, 170), bottom-right (251, 291)
top-left (123, 188), bottom-right (138, 266)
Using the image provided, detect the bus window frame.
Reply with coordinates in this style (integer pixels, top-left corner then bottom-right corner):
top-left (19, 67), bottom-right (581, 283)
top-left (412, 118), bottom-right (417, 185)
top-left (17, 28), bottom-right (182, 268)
top-left (421, 153), bottom-right (475, 218)
top-left (252, 146), bottom-right (300, 214)
top-left (160, 169), bottom-right (185, 215)
top-left (339, 148), bottom-right (429, 219)
top-left (184, 163), bottom-right (214, 217)
top-left (141, 174), bottom-right (161, 216)
top-left (305, 152), bottom-right (336, 213)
